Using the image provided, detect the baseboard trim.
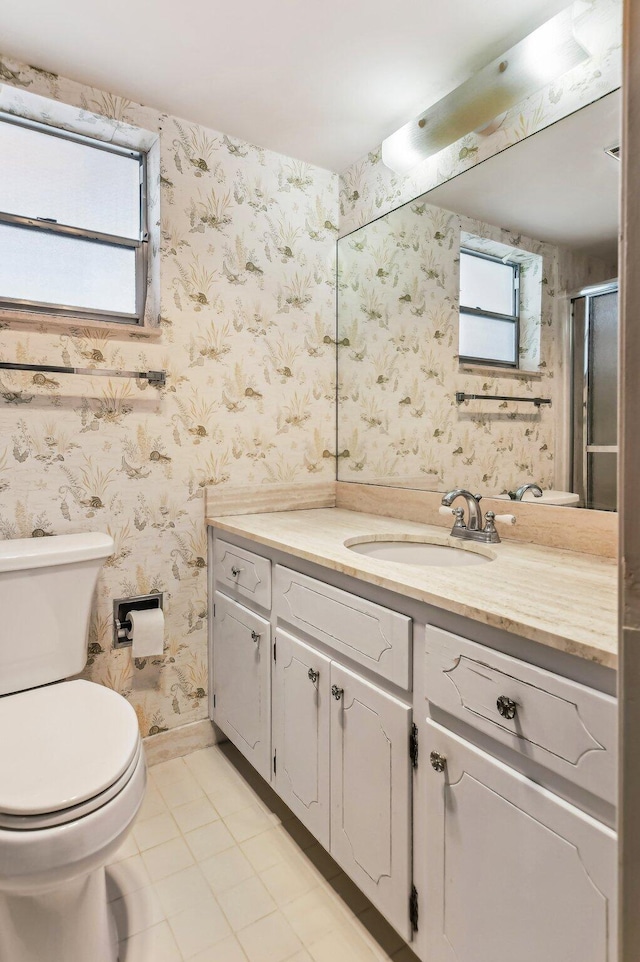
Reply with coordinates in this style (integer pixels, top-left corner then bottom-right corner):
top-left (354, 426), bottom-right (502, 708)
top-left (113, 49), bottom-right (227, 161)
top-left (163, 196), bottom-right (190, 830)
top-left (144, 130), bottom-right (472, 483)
top-left (143, 718), bottom-right (225, 766)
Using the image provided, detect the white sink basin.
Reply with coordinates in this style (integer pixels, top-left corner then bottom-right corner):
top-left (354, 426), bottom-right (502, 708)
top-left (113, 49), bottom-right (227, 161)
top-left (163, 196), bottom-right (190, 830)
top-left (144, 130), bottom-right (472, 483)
top-left (495, 489), bottom-right (579, 506)
top-left (346, 538), bottom-right (493, 567)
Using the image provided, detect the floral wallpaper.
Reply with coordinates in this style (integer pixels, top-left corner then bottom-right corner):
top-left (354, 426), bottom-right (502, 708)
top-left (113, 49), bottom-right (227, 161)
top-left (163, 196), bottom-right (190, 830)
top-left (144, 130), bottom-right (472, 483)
top-left (337, 198), bottom-right (615, 494)
top-left (339, 0), bottom-right (622, 237)
top-left (0, 55), bottom-right (338, 737)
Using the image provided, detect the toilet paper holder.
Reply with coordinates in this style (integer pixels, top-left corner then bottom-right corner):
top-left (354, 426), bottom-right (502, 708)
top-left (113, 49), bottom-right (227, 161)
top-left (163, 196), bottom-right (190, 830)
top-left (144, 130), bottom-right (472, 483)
top-left (113, 593), bottom-right (164, 649)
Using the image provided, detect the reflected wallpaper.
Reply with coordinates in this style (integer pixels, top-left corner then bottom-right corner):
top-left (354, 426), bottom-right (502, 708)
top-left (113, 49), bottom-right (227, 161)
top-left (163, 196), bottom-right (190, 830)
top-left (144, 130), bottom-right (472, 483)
top-left (337, 200), bottom-right (614, 494)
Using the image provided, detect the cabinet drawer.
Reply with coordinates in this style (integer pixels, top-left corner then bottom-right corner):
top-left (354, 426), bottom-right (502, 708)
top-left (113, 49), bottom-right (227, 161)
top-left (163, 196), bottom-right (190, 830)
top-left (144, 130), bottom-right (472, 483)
top-left (275, 566), bottom-right (412, 688)
top-left (425, 625), bottom-right (616, 804)
top-left (214, 538), bottom-right (271, 611)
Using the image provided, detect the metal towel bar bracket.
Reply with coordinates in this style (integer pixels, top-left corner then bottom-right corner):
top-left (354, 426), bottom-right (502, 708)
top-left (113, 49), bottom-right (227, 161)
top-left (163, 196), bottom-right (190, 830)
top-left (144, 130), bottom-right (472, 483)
top-left (0, 361), bottom-right (166, 387)
top-left (455, 392), bottom-right (551, 407)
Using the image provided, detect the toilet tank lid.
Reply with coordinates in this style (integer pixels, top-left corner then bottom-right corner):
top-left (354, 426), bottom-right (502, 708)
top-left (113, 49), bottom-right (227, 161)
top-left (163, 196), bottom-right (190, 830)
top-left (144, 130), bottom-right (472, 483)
top-left (0, 532), bottom-right (114, 572)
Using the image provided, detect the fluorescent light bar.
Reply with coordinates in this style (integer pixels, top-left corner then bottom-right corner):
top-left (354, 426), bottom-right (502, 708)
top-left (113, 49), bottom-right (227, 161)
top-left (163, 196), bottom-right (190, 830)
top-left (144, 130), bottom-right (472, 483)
top-left (381, 6), bottom-right (590, 176)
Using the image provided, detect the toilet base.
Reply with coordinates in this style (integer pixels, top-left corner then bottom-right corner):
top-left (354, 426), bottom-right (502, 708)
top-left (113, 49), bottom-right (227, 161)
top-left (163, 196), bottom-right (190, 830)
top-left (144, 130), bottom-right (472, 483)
top-left (0, 866), bottom-right (118, 962)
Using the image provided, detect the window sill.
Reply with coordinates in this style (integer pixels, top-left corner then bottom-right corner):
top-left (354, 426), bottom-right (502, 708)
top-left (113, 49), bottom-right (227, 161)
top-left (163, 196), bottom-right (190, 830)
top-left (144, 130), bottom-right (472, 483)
top-left (458, 361), bottom-right (544, 379)
top-left (0, 308), bottom-right (163, 340)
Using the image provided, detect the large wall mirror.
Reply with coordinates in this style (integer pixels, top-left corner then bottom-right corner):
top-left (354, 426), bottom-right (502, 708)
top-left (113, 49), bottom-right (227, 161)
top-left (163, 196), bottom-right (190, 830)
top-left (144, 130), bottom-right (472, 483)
top-left (337, 88), bottom-right (620, 510)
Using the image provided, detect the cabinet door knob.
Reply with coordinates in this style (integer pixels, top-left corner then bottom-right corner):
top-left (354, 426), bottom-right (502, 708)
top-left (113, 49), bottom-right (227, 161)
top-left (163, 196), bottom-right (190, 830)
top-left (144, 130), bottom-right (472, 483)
top-left (496, 695), bottom-right (517, 720)
top-left (308, 668), bottom-right (319, 683)
top-left (230, 565), bottom-right (243, 577)
top-left (331, 685), bottom-right (344, 701)
top-left (250, 630), bottom-right (260, 644)
top-left (430, 751), bottom-right (447, 773)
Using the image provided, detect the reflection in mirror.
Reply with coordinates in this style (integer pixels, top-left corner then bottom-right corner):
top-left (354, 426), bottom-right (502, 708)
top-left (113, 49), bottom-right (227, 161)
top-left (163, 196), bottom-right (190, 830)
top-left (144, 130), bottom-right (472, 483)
top-left (337, 90), bottom-right (620, 510)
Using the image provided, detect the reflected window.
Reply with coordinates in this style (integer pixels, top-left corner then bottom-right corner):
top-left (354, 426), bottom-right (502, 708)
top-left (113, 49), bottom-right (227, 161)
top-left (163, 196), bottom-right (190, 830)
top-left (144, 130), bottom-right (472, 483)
top-left (459, 249), bottom-right (520, 367)
top-left (0, 114), bottom-right (147, 325)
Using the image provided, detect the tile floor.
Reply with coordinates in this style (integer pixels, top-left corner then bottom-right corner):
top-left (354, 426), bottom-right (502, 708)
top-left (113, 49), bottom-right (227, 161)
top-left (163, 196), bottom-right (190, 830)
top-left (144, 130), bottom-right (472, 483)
top-left (110, 742), bottom-right (420, 962)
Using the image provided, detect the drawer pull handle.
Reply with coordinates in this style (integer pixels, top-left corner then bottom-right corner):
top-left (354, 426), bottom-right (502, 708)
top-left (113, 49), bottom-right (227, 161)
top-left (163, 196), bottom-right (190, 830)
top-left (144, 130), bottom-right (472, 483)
top-left (251, 630), bottom-right (260, 644)
top-left (230, 565), bottom-right (243, 577)
top-left (308, 668), bottom-right (319, 684)
top-left (331, 685), bottom-right (344, 701)
top-left (430, 751), bottom-right (447, 773)
top-left (497, 695), bottom-right (518, 720)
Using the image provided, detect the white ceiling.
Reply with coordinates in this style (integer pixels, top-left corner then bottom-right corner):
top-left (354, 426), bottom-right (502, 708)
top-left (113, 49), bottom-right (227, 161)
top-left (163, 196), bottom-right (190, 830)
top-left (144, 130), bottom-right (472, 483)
top-left (426, 89), bottom-right (620, 263)
top-left (0, 0), bottom-right (571, 172)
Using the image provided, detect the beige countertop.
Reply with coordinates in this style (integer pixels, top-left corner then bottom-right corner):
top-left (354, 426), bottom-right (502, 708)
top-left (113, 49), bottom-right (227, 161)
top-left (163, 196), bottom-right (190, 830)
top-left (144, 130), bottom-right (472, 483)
top-left (207, 507), bottom-right (618, 669)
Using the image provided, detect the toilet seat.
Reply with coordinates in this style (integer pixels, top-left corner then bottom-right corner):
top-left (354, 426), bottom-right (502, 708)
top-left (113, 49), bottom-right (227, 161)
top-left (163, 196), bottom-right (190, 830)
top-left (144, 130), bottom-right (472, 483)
top-left (0, 739), bottom-right (143, 830)
top-left (0, 679), bottom-right (140, 829)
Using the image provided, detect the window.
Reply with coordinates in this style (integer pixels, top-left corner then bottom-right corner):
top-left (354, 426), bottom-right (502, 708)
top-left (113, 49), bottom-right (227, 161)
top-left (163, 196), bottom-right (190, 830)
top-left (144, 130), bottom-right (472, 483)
top-left (0, 113), bottom-right (147, 324)
top-left (458, 248), bottom-right (520, 367)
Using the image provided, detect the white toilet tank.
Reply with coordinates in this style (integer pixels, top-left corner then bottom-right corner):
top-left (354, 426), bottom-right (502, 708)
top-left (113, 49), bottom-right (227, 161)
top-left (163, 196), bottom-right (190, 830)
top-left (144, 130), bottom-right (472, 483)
top-left (0, 533), bottom-right (114, 696)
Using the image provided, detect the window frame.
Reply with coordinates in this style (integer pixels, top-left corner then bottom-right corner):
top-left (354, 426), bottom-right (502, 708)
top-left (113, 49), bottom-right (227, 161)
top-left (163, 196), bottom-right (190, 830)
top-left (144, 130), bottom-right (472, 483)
top-left (0, 111), bottom-right (148, 326)
top-left (459, 247), bottom-right (521, 368)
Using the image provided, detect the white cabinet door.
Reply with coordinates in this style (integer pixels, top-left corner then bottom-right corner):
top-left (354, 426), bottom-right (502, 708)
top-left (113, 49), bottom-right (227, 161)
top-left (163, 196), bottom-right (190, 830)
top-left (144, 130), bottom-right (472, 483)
top-left (212, 592), bottom-right (271, 781)
top-left (330, 662), bottom-right (413, 941)
top-left (425, 720), bottom-right (616, 962)
top-left (272, 630), bottom-right (331, 848)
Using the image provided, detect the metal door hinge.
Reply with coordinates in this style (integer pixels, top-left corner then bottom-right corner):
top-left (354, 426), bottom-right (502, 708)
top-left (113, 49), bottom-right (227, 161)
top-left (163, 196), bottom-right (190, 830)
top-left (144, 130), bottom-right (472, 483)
top-left (409, 723), bottom-right (418, 769)
top-left (213, 693), bottom-right (216, 708)
top-left (213, 603), bottom-right (216, 618)
top-left (273, 751), bottom-right (277, 775)
top-left (410, 885), bottom-right (419, 933)
top-left (273, 640), bottom-right (277, 662)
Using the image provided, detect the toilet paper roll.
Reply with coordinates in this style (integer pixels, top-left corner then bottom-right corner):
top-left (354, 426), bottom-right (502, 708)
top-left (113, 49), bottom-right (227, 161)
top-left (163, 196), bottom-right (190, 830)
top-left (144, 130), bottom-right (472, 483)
top-left (126, 608), bottom-right (164, 657)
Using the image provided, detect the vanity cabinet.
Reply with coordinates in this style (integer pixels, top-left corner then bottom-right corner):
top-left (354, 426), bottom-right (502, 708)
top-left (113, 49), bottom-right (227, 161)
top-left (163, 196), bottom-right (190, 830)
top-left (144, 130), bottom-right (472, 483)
top-left (209, 528), bottom-right (617, 962)
top-left (424, 720), bottom-right (616, 962)
top-left (272, 629), bottom-right (413, 938)
top-left (211, 591), bottom-right (272, 781)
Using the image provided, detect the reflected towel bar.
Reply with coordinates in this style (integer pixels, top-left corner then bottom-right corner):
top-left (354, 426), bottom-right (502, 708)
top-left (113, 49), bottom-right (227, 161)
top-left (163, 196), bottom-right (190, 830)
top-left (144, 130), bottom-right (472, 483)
top-left (455, 392), bottom-right (551, 408)
top-left (0, 361), bottom-right (166, 387)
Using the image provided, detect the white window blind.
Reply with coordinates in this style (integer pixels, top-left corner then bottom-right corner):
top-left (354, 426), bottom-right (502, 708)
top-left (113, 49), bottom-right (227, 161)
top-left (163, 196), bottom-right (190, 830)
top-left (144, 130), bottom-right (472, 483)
top-left (0, 114), bottom-right (147, 324)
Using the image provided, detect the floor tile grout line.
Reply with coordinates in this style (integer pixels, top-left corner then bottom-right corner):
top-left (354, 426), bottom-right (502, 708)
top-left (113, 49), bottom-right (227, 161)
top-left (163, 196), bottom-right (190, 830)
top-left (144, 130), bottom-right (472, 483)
top-left (115, 744), bottom-right (408, 961)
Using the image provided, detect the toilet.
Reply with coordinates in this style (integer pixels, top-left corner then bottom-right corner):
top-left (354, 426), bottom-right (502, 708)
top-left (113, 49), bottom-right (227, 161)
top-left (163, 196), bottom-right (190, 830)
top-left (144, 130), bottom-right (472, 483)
top-left (0, 533), bottom-right (146, 962)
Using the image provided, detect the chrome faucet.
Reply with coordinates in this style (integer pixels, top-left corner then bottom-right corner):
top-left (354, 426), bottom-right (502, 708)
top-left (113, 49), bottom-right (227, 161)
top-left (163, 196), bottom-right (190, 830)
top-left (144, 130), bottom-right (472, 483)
top-left (508, 483), bottom-right (543, 501)
top-left (441, 489), bottom-right (501, 544)
top-left (441, 489), bottom-right (483, 529)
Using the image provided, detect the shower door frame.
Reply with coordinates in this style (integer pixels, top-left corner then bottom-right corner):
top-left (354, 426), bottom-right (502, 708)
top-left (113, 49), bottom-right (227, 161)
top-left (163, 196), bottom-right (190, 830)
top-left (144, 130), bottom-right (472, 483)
top-left (570, 279), bottom-right (619, 511)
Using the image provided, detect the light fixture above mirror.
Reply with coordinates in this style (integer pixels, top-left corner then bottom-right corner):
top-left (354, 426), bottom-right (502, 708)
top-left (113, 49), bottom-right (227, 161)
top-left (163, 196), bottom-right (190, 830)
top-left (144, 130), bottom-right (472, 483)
top-left (381, 5), bottom-right (591, 176)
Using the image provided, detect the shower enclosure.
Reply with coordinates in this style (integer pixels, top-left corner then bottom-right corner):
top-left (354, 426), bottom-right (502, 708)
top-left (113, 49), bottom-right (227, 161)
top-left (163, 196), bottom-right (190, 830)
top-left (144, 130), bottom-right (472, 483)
top-left (571, 282), bottom-right (618, 511)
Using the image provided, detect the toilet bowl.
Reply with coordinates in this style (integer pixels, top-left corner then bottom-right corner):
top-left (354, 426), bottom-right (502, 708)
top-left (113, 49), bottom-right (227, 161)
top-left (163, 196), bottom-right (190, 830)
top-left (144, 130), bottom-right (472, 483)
top-left (0, 680), bottom-right (146, 962)
top-left (0, 534), bottom-right (147, 962)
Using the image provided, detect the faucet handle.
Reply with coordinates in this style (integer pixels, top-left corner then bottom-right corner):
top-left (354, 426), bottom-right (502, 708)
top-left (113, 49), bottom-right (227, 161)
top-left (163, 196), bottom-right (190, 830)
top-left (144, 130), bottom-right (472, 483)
top-left (484, 511), bottom-right (497, 534)
top-left (453, 507), bottom-right (466, 528)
